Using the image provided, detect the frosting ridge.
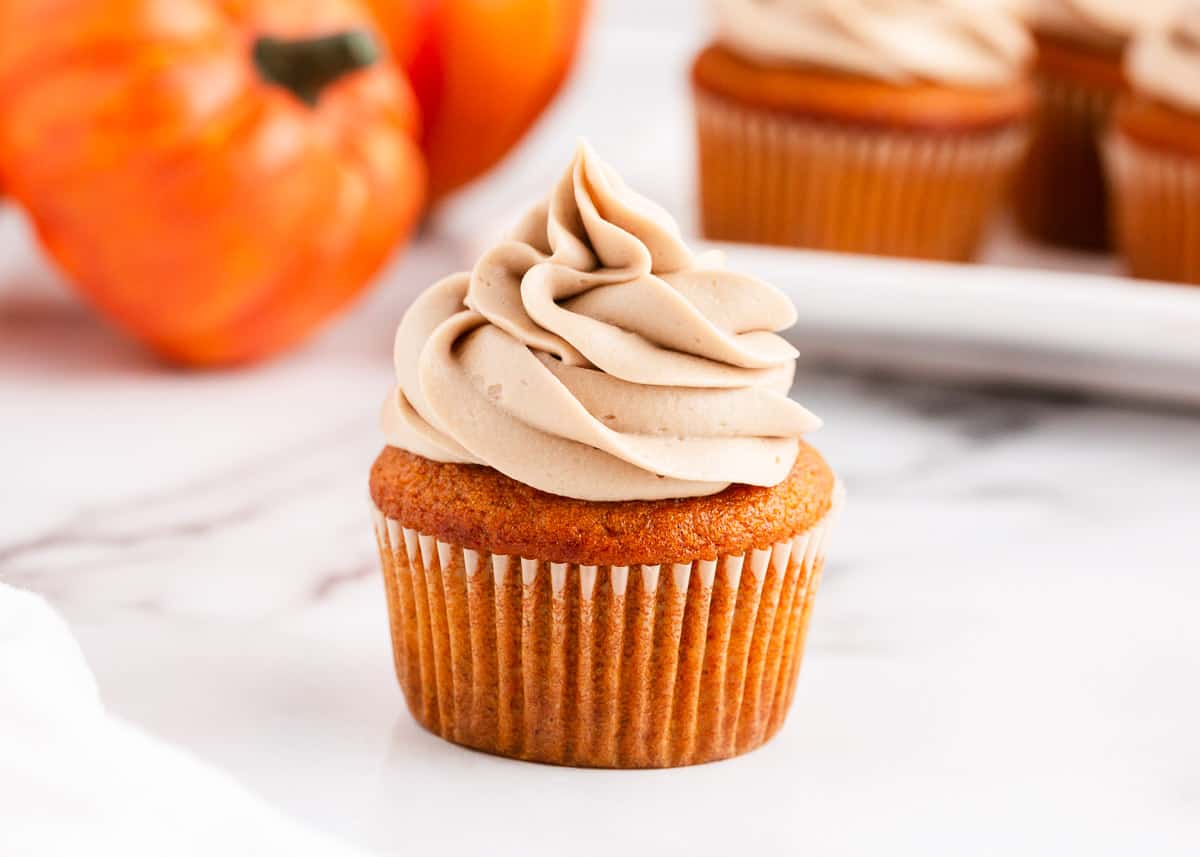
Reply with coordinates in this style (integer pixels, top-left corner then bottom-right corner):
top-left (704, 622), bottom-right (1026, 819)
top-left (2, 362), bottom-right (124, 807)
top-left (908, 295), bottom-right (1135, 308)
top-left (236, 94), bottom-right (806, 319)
top-left (711, 0), bottom-right (1033, 87)
top-left (1127, 6), bottom-right (1200, 114)
top-left (382, 142), bottom-right (819, 501)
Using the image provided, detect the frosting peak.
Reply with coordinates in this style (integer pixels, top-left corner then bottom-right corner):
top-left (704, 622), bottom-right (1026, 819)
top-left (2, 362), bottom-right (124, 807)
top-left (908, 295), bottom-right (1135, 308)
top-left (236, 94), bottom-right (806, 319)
top-left (1128, 5), bottom-right (1200, 114)
top-left (382, 142), bottom-right (819, 501)
top-left (712, 0), bottom-right (1033, 87)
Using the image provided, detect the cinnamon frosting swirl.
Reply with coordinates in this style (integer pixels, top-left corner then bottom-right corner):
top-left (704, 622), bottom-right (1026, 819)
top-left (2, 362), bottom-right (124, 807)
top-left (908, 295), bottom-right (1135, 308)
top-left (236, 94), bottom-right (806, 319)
top-left (1127, 5), bottom-right (1200, 114)
top-left (711, 0), bottom-right (1033, 87)
top-left (381, 142), bottom-right (819, 501)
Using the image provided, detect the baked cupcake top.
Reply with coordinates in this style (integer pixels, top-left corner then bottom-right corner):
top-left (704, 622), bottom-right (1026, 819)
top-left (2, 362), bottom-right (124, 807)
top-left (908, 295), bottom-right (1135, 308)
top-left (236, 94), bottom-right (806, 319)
top-left (381, 142), bottom-right (819, 502)
top-left (1026, 0), bottom-right (1180, 48)
top-left (710, 0), bottom-right (1033, 87)
top-left (1127, 5), bottom-right (1200, 114)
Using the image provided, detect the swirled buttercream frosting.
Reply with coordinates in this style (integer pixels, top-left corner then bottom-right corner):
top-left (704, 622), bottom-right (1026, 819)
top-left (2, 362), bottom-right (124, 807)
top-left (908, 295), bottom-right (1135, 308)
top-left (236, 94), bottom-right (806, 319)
top-left (711, 0), bottom-right (1033, 87)
top-left (381, 142), bottom-right (820, 502)
top-left (1128, 5), bottom-right (1200, 114)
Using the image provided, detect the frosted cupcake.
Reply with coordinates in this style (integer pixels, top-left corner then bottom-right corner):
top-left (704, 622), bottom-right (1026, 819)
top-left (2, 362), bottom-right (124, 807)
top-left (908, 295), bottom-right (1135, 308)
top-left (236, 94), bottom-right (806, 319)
top-left (370, 142), bottom-right (843, 768)
top-left (693, 0), bottom-right (1034, 262)
top-left (1014, 0), bottom-right (1179, 249)
top-left (1106, 5), bottom-right (1200, 283)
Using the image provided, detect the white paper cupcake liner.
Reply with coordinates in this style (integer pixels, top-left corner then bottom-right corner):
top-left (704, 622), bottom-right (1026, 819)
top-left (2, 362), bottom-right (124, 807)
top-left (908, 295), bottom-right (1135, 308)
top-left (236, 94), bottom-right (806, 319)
top-left (694, 91), bottom-right (1028, 261)
top-left (1106, 131), bottom-right (1200, 284)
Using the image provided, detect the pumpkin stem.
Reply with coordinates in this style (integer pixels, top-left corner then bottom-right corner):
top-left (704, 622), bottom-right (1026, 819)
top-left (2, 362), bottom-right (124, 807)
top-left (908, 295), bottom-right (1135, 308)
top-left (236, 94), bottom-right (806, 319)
top-left (253, 30), bottom-right (379, 106)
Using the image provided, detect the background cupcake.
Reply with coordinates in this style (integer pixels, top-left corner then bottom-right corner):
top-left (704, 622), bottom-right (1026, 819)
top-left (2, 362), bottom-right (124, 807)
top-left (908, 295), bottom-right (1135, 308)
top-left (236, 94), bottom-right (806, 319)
top-left (1014, 0), bottom-right (1179, 250)
top-left (693, 0), bottom-right (1035, 262)
top-left (1106, 4), bottom-right (1200, 284)
top-left (371, 142), bottom-right (842, 768)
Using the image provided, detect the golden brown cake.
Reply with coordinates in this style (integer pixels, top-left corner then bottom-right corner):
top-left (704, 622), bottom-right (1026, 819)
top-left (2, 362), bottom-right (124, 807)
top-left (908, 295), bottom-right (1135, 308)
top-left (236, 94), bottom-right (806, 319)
top-left (1106, 8), bottom-right (1200, 284)
top-left (369, 142), bottom-right (842, 767)
top-left (693, 0), bottom-right (1034, 262)
top-left (370, 445), bottom-right (839, 767)
top-left (1013, 0), bottom-right (1179, 250)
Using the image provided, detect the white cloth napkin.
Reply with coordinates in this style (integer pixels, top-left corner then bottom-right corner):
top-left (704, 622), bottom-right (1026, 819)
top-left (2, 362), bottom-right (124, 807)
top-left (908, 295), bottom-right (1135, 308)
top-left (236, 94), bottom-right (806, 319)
top-left (0, 583), bottom-right (371, 857)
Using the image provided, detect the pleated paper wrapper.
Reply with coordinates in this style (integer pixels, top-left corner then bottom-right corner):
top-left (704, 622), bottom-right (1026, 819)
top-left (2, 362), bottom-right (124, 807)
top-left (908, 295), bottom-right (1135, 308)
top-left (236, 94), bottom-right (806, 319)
top-left (694, 92), bottom-right (1028, 262)
top-left (1012, 70), bottom-right (1117, 250)
top-left (1106, 132), bottom-right (1200, 285)
top-left (372, 483), bottom-right (844, 768)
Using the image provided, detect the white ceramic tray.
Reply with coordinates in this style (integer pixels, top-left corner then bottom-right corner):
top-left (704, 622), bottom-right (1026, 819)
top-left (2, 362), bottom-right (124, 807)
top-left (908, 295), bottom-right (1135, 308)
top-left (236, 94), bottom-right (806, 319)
top-left (703, 233), bottom-right (1200, 407)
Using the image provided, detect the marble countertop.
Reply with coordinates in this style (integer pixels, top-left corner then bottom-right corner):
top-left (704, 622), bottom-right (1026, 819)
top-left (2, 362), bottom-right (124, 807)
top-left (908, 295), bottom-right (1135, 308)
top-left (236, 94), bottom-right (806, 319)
top-left (3, 9), bottom-right (1199, 855)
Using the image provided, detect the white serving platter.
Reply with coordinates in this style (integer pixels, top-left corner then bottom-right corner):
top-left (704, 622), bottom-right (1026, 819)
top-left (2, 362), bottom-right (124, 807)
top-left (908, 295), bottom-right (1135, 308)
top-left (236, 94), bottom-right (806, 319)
top-left (705, 231), bottom-right (1200, 407)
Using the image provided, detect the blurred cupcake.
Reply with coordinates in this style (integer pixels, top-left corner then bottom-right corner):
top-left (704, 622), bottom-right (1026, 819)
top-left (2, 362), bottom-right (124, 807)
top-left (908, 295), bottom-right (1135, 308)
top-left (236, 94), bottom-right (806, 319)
top-left (692, 0), bottom-right (1034, 262)
top-left (370, 142), bottom-right (843, 768)
top-left (1014, 0), bottom-right (1179, 249)
top-left (1106, 5), bottom-right (1200, 283)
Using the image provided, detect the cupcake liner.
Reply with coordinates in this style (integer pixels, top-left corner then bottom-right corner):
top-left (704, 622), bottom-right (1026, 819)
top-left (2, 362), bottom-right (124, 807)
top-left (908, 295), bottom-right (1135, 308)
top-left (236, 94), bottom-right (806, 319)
top-left (694, 91), bottom-right (1029, 262)
top-left (372, 482), bottom-right (844, 768)
top-left (1105, 132), bottom-right (1200, 285)
top-left (1012, 71), bottom-right (1117, 250)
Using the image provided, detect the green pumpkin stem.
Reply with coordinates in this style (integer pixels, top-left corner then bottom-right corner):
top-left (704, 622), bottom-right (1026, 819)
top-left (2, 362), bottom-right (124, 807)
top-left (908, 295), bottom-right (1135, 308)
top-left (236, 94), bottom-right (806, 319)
top-left (253, 30), bottom-right (379, 106)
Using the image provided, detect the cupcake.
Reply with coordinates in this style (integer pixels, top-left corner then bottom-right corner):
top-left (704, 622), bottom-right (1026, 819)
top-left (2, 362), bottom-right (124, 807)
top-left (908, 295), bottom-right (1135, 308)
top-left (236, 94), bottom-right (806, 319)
top-left (1014, 0), bottom-right (1179, 249)
top-left (1106, 5), bottom-right (1200, 283)
top-left (370, 142), bottom-right (843, 768)
top-left (693, 0), bottom-right (1035, 262)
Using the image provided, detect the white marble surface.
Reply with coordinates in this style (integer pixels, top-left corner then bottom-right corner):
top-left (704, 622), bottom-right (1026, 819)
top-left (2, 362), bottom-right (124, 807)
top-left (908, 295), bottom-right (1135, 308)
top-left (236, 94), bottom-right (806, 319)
top-left (3, 7), bottom-right (1200, 855)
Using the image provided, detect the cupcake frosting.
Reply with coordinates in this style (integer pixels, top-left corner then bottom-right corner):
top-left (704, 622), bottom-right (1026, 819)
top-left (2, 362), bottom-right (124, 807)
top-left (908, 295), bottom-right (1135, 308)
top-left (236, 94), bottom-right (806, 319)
top-left (711, 0), bottom-right (1033, 87)
top-left (1026, 0), bottom-right (1180, 47)
top-left (1127, 6), bottom-right (1200, 114)
top-left (381, 142), bottom-right (819, 502)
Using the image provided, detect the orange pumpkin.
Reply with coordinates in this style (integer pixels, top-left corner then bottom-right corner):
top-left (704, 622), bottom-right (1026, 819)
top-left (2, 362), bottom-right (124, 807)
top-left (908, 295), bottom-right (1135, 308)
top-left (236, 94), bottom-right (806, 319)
top-left (364, 0), bottom-right (439, 69)
top-left (366, 0), bottom-right (588, 199)
top-left (0, 0), bottom-right (426, 366)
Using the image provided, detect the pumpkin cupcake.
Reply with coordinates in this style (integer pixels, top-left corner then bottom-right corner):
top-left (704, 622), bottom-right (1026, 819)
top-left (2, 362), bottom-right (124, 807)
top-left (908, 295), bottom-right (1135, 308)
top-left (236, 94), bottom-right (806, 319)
top-left (370, 142), bottom-right (843, 768)
top-left (692, 0), bottom-right (1035, 262)
top-left (1014, 0), bottom-right (1179, 249)
top-left (1106, 5), bottom-right (1200, 284)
